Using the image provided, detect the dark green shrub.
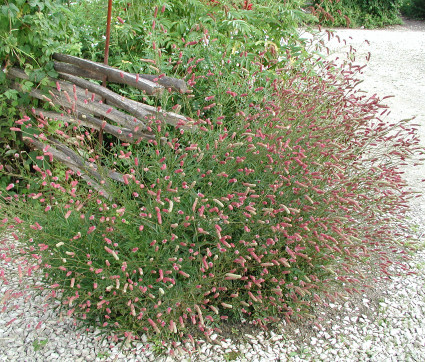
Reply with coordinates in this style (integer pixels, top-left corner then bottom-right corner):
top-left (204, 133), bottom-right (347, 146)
top-left (311, 0), bottom-right (404, 28)
top-left (401, 0), bottom-right (425, 18)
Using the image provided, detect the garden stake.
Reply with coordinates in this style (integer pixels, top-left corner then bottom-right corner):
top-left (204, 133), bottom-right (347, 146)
top-left (100, 0), bottom-right (113, 145)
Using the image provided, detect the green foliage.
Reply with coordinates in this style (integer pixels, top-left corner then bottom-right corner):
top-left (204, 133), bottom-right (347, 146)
top-left (224, 351), bottom-right (242, 361)
top-left (0, 0), bottom-right (82, 181)
top-left (0, 0), bottom-right (82, 67)
top-left (67, 0), bottom-right (317, 142)
top-left (311, 0), bottom-right (404, 28)
top-left (97, 351), bottom-right (111, 359)
top-left (67, 0), bottom-right (316, 109)
top-left (32, 338), bottom-right (48, 352)
top-left (71, 0), bottom-right (312, 66)
top-left (401, 0), bottom-right (425, 18)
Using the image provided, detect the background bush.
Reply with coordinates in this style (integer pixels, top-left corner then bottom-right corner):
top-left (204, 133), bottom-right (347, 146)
top-left (69, 0), bottom-right (314, 99)
top-left (311, 0), bottom-right (404, 28)
top-left (401, 0), bottom-right (425, 18)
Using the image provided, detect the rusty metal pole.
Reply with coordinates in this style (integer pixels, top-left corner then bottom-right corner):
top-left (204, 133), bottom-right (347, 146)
top-left (103, 0), bottom-right (112, 85)
top-left (99, 0), bottom-right (113, 144)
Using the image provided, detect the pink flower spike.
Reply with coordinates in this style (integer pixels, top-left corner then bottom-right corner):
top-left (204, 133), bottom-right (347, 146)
top-left (148, 318), bottom-right (161, 333)
top-left (178, 270), bottom-right (190, 278)
top-left (87, 225), bottom-right (96, 234)
top-left (6, 318), bottom-right (17, 326)
top-left (155, 207), bottom-right (162, 224)
top-left (6, 183), bottom-right (14, 191)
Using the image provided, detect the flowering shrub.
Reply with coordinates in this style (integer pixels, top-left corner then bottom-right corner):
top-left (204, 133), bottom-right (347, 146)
top-left (1, 36), bottom-right (422, 351)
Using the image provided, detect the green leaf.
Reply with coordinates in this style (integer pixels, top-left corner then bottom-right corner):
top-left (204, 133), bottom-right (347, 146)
top-left (28, 0), bottom-right (44, 11)
top-left (4, 90), bottom-right (18, 101)
top-left (2, 3), bottom-right (20, 18)
top-left (5, 149), bottom-right (18, 156)
top-left (21, 80), bottom-right (34, 92)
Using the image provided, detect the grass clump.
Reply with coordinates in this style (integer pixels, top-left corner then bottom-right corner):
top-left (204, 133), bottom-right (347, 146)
top-left (1, 37), bottom-right (422, 351)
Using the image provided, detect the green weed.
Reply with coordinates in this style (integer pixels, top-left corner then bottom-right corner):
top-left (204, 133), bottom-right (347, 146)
top-left (32, 339), bottom-right (48, 352)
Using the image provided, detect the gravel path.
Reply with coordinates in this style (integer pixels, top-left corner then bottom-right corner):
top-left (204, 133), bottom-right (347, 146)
top-left (1, 19), bottom-right (425, 362)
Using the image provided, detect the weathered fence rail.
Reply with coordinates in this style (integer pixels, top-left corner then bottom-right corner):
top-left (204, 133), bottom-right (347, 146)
top-left (6, 54), bottom-right (192, 198)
